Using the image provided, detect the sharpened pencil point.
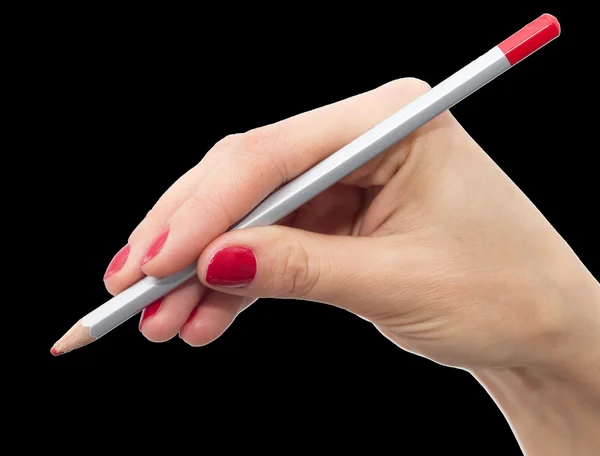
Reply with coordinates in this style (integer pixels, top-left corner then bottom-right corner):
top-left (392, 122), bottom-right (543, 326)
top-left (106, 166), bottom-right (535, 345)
top-left (52, 319), bottom-right (97, 355)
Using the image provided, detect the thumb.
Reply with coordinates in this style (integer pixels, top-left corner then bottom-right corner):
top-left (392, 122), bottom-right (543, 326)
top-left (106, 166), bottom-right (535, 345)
top-left (197, 225), bottom-right (388, 311)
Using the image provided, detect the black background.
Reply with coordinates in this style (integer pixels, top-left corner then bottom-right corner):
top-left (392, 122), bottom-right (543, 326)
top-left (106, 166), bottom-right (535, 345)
top-left (25, 3), bottom-right (595, 454)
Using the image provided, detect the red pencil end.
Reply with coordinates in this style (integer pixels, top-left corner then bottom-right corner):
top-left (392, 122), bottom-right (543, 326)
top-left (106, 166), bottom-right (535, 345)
top-left (50, 347), bottom-right (63, 356)
top-left (498, 14), bottom-right (561, 66)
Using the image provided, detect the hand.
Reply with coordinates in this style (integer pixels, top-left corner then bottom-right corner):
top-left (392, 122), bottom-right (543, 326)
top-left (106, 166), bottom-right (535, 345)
top-left (104, 76), bottom-right (595, 367)
top-left (104, 78), bottom-right (600, 452)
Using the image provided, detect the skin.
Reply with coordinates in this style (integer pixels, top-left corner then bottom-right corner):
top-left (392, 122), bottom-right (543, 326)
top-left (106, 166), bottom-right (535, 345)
top-left (104, 78), bottom-right (600, 454)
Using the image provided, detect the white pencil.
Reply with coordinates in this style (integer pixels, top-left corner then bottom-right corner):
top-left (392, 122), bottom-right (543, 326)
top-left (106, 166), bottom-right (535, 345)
top-left (52, 13), bottom-right (561, 355)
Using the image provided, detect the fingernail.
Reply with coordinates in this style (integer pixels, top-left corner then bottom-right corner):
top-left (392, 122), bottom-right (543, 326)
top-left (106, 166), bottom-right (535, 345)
top-left (141, 227), bottom-right (170, 265)
top-left (206, 247), bottom-right (257, 287)
top-left (104, 244), bottom-right (130, 279)
top-left (139, 298), bottom-right (164, 331)
top-left (50, 347), bottom-right (63, 356)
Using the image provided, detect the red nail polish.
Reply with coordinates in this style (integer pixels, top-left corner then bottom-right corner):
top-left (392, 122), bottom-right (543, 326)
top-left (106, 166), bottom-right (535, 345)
top-left (104, 244), bottom-right (130, 279)
top-left (141, 227), bottom-right (169, 265)
top-left (184, 306), bottom-right (198, 325)
top-left (139, 298), bottom-right (164, 331)
top-left (50, 347), bottom-right (62, 356)
top-left (206, 247), bottom-right (257, 287)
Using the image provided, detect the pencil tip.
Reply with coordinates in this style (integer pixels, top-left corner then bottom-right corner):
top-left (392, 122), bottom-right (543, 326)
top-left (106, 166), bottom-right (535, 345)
top-left (52, 320), bottom-right (97, 356)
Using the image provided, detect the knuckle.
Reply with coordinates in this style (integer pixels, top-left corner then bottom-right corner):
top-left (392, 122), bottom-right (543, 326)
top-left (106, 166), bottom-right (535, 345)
top-left (272, 234), bottom-right (320, 298)
top-left (211, 126), bottom-right (288, 185)
top-left (213, 133), bottom-right (243, 151)
top-left (214, 128), bottom-right (274, 155)
top-left (237, 125), bottom-right (289, 183)
top-left (186, 190), bottom-right (206, 210)
top-left (188, 188), bottom-right (234, 226)
top-left (238, 125), bottom-right (277, 153)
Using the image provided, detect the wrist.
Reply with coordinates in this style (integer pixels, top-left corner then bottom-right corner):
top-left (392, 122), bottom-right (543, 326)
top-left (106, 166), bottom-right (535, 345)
top-left (473, 271), bottom-right (600, 455)
top-left (473, 365), bottom-right (600, 455)
top-left (541, 262), bottom-right (600, 393)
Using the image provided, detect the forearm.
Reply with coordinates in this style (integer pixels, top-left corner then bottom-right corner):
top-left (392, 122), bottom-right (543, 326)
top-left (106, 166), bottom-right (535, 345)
top-left (473, 275), bottom-right (600, 455)
top-left (474, 366), bottom-right (600, 455)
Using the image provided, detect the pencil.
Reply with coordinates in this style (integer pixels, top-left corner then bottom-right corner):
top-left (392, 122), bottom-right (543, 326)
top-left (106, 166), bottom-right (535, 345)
top-left (51, 13), bottom-right (561, 356)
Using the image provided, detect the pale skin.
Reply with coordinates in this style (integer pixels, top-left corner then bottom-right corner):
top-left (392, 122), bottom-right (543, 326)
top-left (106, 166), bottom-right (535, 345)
top-left (104, 78), bottom-right (600, 455)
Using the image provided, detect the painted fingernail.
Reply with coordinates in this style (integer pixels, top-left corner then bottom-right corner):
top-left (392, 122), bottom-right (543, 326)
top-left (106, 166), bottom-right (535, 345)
top-left (104, 244), bottom-right (130, 279)
top-left (141, 227), bottom-right (170, 265)
top-left (206, 247), bottom-right (257, 287)
top-left (50, 347), bottom-right (63, 356)
top-left (139, 298), bottom-right (164, 331)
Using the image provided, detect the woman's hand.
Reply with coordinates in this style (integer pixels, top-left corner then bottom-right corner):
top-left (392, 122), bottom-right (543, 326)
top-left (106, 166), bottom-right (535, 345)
top-left (104, 76), bottom-right (596, 367)
top-left (103, 78), bottom-right (599, 452)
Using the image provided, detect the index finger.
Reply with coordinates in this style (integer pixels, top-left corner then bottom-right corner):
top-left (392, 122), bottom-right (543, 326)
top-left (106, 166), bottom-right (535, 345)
top-left (140, 78), bottom-right (430, 278)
